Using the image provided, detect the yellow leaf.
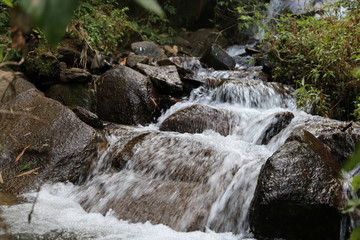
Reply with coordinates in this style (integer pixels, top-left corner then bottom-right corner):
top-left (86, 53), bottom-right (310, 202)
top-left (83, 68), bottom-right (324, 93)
top-left (15, 167), bottom-right (40, 177)
top-left (0, 171), bottom-right (3, 184)
top-left (14, 144), bottom-right (31, 163)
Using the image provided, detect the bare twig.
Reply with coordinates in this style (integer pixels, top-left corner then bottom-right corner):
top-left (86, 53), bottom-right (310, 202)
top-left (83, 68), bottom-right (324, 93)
top-left (0, 109), bottom-right (44, 122)
top-left (14, 144), bottom-right (31, 163)
top-left (16, 167), bottom-right (40, 177)
top-left (0, 57), bottom-right (25, 69)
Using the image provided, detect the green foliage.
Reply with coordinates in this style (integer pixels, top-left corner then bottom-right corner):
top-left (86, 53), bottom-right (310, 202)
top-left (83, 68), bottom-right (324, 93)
top-left (215, 0), bottom-right (267, 32)
top-left (19, 161), bottom-right (35, 172)
top-left (343, 144), bottom-right (360, 172)
top-left (343, 143), bottom-right (360, 239)
top-left (350, 226), bottom-right (360, 240)
top-left (73, 0), bottom-right (139, 53)
top-left (18, 0), bottom-right (79, 45)
top-left (354, 96), bottom-right (360, 121)
top-left (137, 1), bottom-right (176, 44)
top-left (1, 0), bottom-right (13, 7)
top-left (0, 1), bottom-right (10, 33)
top-left (266, 3), bottom-right (360, 120)
top-left (293, 78), bottom-right (330, 116)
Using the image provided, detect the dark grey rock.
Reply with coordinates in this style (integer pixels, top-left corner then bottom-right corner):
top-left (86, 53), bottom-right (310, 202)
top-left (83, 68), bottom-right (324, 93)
top-left (70, 106), bottom-right (104, 129)
top-left (0, 89), bottom-right (99, 194)
top-left (126, 54), bottom-right (149, 68)
top-left (250, 130), bottom-right (343, 240)
top-left (45, 83), bottom-right (96, 112)
top-left (260, 111), bottom-right (294, 145)
top-left (131, 41), bottom-right (167, 62)
top-left (136, 63), bottom-right (183, 96)
top-left (159, 104), bottom-right (240, 136)
top-left (200, 44), bottom-right (236, 70)
top-left (96, 66), bottom-right (157, 125)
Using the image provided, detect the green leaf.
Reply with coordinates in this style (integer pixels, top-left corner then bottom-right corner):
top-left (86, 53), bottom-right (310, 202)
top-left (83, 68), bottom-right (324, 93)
top-left (2, 0), bottom-right (13, 7)
top-left (343, 144), bottom-right (360, 172)
top-left (352, 175), bottom-right (360, 192)
top-left (134, 0), bottom-right (164, 17)
top-left (342, 198), bottom-right (360, 213)
top-left (351, 226), bottom-right (360, 240)
top-left (19, 0), bottom-right (79, 45)
top-left (352, 67), bottom-right (360, 78)
top-left (19, 161), bottom-right (35, 172)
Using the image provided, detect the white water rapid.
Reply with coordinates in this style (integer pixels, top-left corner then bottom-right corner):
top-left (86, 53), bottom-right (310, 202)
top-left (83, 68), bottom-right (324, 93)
top-left (0, 45), bottom-right (332, 240)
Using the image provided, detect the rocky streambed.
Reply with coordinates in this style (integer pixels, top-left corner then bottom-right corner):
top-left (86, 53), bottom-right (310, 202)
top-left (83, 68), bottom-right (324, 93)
top-left (0, 35), bottom-right (359, 240)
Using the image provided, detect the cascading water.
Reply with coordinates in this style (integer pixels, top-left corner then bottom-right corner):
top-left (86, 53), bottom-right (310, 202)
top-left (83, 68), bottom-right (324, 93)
top-left (0, 43), bottom-right (345, 240)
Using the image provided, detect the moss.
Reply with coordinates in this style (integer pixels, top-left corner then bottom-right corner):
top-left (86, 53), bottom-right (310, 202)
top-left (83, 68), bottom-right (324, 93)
top-left (23, 44), bottom-right (60, 86)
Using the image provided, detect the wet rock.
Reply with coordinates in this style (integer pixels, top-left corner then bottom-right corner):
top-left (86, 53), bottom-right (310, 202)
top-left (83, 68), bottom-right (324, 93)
top-left (200, 44), bottom-right (236, 70)
top-left (96, 66), bottom-right (157, 125)
top-left (159, 104), bottom-right (240, 136)
top-left (23, 50), bottom-right (60, 86)
top-left (0, 71), bottom-right (35, 105)
top-left (45, 83), bottom-right (96, 112)
top-left (260, 111), bottom-right (294, 145)
top-left (167, 56), bottom-right (202, 73)
top-left (0, 89), bottom-right (99, 194)
top-left (70, 106), bottom-right (104, 129)
top-left (59, 62), bottom-right (92, 83)
top-left (131, 41), bottom-right (167, 62)
top-left (318, 131), bottom-right (357, 167)
top-left (136, 63), bottom-right (183, 96)
top-left (126, 54), bottom-right (149, 68)
top-left (79, 129), bottom-right (231, 232)
top-left (289, 117), bottom-right (360, 166)
top-left (250, 130), bottom-right (343, 240)
top-left (182, 28), bottom-right (229, 57)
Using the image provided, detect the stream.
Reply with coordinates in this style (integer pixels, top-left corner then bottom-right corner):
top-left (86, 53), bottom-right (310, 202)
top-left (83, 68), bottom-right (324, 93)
top-left (0, 41), bottom-right (329, 240)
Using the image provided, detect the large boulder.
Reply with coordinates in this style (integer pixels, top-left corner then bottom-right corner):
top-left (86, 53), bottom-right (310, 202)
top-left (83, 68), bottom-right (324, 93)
top-left (200, 44), bottom-right (236, 70)
top-left (249, 130), bottom-right (344, 240)
top-left (96, 66), bottom-right (158, 125)
top-left (0, 88), bottom-right (99, 194)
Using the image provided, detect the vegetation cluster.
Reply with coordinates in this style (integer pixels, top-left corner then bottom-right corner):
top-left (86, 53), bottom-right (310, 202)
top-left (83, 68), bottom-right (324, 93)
top-left (265, 0), bottom-right (360, 120)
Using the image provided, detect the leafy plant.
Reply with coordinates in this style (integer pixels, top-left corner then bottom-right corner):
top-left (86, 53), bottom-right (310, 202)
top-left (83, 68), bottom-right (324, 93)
top-left (136, 0), bottom-right (176, 45)
top-left (266, 2), bottom-right (360, 120)
top-left (73, 1), bottom-right (139, 53)
top-left (353, 95), bottom-right (360, 121)
top-left (214, 0), bottom-right (268, 34)
top-left (293, 78), bottom-right (330, 117)
top-left (342, 144), bottom-right (360, 240)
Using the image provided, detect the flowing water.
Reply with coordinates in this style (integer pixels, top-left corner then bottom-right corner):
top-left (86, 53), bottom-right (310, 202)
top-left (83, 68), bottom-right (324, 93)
top-left (0, 44), bottom-right (336, 240)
